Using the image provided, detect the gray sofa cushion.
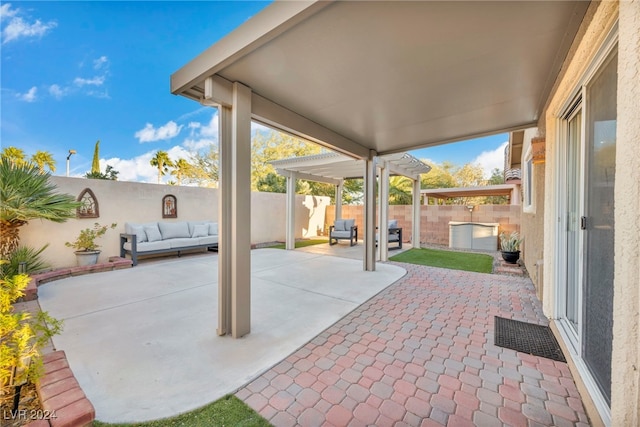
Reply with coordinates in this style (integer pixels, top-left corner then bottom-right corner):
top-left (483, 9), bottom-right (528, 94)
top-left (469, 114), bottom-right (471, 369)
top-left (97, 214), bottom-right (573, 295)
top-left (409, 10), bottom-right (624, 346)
top-left (344, 219), bottom-right (356, 230)
top-left (331, 230), bottom-right (353, 238)
top-left (123, 240), bottom-right (171, 252)
top-left (191, 224), bottom-right (209, 238)
top-left (144, 224), bottom-right (163, 242)
top-left (334, 220), bottom-right (346, 231)
top-left (130, 225), bottom-right (147, 243)
top-left (209, 223), bottom-right (218, 236)
top-left (388, 219), bottom-right (398, 229)
top-left (198, 235), bottom-right (218, 245)
top-left (159, 221), bottom-right (190, 239)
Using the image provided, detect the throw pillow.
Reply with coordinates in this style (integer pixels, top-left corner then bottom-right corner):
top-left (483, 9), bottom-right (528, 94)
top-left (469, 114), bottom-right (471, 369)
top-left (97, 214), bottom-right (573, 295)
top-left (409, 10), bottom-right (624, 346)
top-left (344, 219), bottom-right (355, 230)
top-left (388, 219), bottom-right (398, 229)
top-left (334, 220), bottom-right (346, 231)
top-left (158, 221), bottom-right (190, 239)
top-left (192, 224), bottom-right (209, 238)
top-left (144, 225), bottom-right (162, 242)
top-left (209, 222), bottom-right (219, 236)
top-left (131, 225), bottom-right (147, 243)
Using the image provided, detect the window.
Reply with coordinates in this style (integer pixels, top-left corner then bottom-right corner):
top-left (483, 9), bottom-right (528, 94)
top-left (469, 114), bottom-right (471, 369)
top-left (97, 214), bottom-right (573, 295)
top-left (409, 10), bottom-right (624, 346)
top-left (523, 147), bottom-right (534, 213)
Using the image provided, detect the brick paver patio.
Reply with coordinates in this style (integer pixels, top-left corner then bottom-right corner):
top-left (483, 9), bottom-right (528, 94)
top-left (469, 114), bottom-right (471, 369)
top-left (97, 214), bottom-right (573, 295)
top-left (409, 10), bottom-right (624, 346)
top-left (236, 262), bottom-right (590, 426)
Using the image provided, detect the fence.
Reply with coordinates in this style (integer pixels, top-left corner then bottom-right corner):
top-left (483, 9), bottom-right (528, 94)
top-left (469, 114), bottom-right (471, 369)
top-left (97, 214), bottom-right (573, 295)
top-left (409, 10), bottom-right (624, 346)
top-left (325, 204), bottom-right (520, 246)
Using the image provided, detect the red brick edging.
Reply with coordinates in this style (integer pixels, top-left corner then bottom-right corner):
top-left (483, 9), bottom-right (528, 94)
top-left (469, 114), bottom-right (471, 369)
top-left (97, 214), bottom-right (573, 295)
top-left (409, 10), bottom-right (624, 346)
top-left (23, 256), bottom-right (133, 302)
top-left (28, 351), bottom-right (95, 427)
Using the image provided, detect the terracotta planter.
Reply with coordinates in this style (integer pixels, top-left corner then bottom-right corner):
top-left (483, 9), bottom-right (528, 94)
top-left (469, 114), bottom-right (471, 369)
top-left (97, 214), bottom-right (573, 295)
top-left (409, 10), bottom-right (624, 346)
top-left (74, 250), bottom-right (100, 266)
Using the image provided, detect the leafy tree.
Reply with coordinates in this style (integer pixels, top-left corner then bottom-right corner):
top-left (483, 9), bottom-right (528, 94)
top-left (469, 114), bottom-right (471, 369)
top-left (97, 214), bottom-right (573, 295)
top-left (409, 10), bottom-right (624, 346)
top-left (186, 145), bottom-right (219, 187)
top-left (421, 161), bottom-right (457, 190)
top-left (454, 163), bottom-right (485, 187)
top-left (85, 164), bottom-right (119, 180)
top-left (0, 158), bottom-right (80, 258)
top-left (1, 146), bottom-right (27, 167)
top-left (30, 150), bottom-right (56, 174)
top-left (150, 150), bottom-right (174, 184)
top-left (486, 168), bottom-right (509, 204)
top-left (171, 158), bottom-right (195, 186)
top-left (251, 130), bottom-right (325, 190)
top-left (91, 140), bottom-right (101, 174)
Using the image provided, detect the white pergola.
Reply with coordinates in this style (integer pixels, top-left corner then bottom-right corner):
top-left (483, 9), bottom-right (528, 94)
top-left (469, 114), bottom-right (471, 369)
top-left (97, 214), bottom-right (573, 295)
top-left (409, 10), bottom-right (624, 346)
top-left (270, 152), bottom-right (431, 260)
top-left (170, 1), bottom-right (588, 337)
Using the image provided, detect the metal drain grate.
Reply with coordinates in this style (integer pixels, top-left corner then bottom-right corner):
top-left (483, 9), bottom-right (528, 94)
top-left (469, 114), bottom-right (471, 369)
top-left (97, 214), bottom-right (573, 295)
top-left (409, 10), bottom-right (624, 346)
top-left (494, 316), bottom-right (566, 362)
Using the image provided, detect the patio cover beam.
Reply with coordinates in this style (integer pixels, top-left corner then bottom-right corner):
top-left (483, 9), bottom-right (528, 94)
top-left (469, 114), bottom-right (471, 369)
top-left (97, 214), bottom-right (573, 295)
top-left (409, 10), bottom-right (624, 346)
top-left (199, 74), bottom-right (371, 160)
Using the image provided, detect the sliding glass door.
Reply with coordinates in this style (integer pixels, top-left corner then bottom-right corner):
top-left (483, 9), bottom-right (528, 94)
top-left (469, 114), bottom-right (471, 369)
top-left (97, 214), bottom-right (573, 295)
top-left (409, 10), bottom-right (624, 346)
top-left (557, 49), bottom-right (616, 407)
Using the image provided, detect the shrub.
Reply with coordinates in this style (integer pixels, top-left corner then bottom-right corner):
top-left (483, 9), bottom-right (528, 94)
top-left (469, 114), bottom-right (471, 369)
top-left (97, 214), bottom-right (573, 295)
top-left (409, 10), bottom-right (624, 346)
top-left (65, 222), bottom-right (117, 252)
top-left (499, 231), bottom-right (523, 252)
top-left (0, 262), bottom-right (62, 406)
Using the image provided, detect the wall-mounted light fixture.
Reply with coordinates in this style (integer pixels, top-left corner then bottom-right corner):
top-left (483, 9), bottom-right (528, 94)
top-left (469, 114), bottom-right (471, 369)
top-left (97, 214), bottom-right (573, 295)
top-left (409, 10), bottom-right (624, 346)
top-left (467, 205), bottom-right (474, 221)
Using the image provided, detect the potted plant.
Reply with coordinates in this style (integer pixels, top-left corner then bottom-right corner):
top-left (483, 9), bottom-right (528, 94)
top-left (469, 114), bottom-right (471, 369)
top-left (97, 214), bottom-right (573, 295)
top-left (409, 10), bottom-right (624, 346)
top-left (499, 231), bottom-right (523, 264)
top-left (65, 222), bottom-right (117, 266)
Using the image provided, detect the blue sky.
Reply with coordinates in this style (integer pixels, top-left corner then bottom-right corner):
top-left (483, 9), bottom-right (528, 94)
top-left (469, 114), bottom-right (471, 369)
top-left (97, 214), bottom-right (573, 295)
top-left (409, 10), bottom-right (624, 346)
top-left (1, 1), bottom-right (508, 183)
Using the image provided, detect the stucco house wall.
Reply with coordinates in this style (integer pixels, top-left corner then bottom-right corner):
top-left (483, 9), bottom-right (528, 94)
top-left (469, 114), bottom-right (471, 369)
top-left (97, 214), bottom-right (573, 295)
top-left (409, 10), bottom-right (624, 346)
top-left (19, 177), bottom-right (327, 268)
top-left (525, 1), bottom-right (639, 425)
top-left (519, 128), bottom-right (546, 298)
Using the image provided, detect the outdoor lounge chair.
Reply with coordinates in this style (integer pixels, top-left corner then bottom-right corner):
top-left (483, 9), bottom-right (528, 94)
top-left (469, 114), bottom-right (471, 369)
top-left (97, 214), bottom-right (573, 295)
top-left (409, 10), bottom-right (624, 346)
top-left (329, 219), bottom-right (358, 246)
top-left (377, 219), bottom-right (403, 250)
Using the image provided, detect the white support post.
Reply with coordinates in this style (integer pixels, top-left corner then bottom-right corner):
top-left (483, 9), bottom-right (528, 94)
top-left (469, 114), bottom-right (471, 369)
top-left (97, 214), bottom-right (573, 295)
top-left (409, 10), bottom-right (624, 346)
top-left (217, 82), bottom-right (252, 339)
top-left (379, 162), bottom-right (390, 261)
top-left (217, 106), bottom-right (232, 337)
top-left (335, 180), bottom-right (343, 220)
top-left (286, 173), bottom-right (296, 250)
top-left (412, 178), bottom-right (421, 249)
top-left (363, 150), bottom-right (377, 271)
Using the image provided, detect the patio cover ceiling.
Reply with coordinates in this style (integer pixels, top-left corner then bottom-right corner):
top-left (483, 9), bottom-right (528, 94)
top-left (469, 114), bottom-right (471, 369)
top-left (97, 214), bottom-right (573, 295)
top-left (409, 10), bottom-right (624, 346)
top-left (171, 1), bottom-right (589, 156)
top-left (270, 152), bottom-right (432, 183)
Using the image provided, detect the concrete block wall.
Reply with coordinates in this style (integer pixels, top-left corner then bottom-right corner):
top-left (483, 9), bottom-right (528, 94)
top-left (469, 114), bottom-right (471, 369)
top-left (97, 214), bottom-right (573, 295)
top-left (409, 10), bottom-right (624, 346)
top-left (19, 177), bottom-right (328, 269)
top-left (326, 204), bottom-right (520, 246)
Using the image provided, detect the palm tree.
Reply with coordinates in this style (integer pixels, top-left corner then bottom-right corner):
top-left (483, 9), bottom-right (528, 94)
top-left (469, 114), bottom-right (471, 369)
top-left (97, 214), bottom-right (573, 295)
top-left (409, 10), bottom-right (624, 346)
top-left (388, 176), bottom-right (413, 205)
top-left (0, 158), bottom-right (80, 258)
top-left (1, 146), bottom-right (27, 167)
top-left (150, 150), bottom-right (174, 184)
top-left (170, 158), bottom-right (192, 185)
top-left (31, 150), bottom-right (57, 174)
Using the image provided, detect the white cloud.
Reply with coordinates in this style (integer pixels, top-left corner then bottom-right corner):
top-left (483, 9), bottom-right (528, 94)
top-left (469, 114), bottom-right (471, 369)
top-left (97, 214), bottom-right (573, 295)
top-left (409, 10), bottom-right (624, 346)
top-left (0, 4), bottom-right (18, 20)
top-left (471, 141), bottom-right (508, 178)
top-left (48, 84), bottom-right (66, 99)
top-left (74, 76), bottom-right (105, 87)
top-left (135, 121), bottom-right (183, 143)
top-left (17, 86), bottom-right (37, 102)
top-left (1, 4), bottom-right (57, 44)
top-left (93, 56), bottom-right (108, 70)
top-left (102, 146), bottom-right (194, 184)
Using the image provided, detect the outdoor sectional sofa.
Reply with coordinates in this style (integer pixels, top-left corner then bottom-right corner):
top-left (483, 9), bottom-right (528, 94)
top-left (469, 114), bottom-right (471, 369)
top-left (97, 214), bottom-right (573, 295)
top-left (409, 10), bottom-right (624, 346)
top-left (120, 221), bottom-right (218, 266)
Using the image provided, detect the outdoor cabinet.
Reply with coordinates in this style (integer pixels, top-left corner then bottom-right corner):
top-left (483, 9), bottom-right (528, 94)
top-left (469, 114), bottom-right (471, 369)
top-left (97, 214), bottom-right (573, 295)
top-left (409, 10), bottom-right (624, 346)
top-left (449, 222), bottom-right (499, 251)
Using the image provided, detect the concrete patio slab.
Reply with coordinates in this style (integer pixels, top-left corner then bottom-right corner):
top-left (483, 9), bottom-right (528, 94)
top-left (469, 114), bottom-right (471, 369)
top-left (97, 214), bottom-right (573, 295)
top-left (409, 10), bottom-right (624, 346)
top-left (37, 249), bottom-right (406, 423)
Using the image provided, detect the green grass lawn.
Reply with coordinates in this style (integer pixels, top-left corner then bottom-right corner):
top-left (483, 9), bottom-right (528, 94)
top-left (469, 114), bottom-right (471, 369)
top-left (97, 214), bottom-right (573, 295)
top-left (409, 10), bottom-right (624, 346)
top-left (267, 239), bottom-right (328, 249)
top-left (92, 395), bottom-right (271, 427)
top-left (389, 248), bottom-right (494, 273)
